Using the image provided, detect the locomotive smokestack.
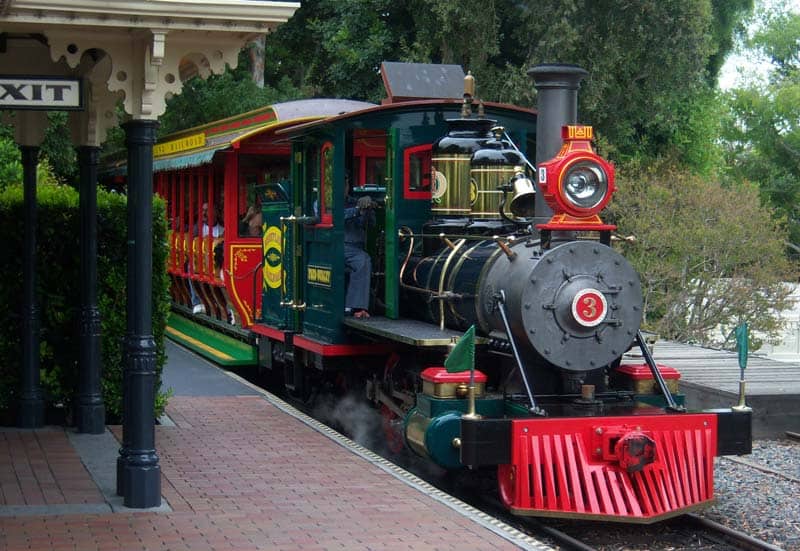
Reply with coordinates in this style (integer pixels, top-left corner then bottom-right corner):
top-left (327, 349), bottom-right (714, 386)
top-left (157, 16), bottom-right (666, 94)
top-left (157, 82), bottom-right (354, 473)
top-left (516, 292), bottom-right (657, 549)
top-left (528, 64), bottom-right (589, 223)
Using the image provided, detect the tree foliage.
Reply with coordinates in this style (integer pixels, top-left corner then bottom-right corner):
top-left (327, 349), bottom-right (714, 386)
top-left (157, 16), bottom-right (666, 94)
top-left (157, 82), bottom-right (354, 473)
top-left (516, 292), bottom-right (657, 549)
top-left (0, 134), bottom-right (61, 191)
top-left (721, 7), bottom-right (800, 253)
top-left (609, 157), bottom-right (793, 349)
top-left (262, 0), bottom-right (415, 101)
top-left (0, 116), bottom-right (73, 189)
top-left (261, 0), bottom-right (753, 167)
top-left (157, 49), bottom-right (304, 137)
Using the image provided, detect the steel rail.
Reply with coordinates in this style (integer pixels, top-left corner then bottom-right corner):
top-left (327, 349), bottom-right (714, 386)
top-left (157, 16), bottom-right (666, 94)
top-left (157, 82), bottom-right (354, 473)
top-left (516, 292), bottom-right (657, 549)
top-left (525, 519), bottom-right (598, 551)
top-left (685, 514), bottom-right (785, 551)
top-left (721, 455), bottom-right (800, 484)
top-left (474, 493), bottom-right (596, 551)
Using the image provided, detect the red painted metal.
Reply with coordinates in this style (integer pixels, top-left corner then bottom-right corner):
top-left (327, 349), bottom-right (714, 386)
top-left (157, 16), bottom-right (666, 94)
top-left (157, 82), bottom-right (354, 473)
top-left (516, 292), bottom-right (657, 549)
top-left (403, 143), bottom-right (433, 200)
top-left (498, 414), bottom-right (717, 521)
top-left (616, 363), bottom-right (681, 382)
top-left (420, 367), bottom-right (487, 384)
top-left (249, 323), bottom-right (286, 343)
top-left (225, 243), bottom-right (262, 327)
top-left (293, 335), bottom-right (394, 357)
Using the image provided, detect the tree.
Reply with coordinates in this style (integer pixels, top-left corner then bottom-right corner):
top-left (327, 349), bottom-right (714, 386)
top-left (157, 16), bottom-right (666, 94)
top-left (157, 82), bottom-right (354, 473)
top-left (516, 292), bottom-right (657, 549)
top-left (263, 0), bottom-right (415, 102)
top-left (1, 115), bottom-right (76, 188)
top-left (0, 134), bottom-right (22, 191)
top-left (707, 0), bottom-right (756, 82)
top-left (157, 49), bottom-right (303, 137)
top-left (403, 0), bottom-right (501, 78)
top-left (490, 0), bottom-right (752, 166)
top-left (608, 157), bottom-right (793, 349)
top-left (721, 7), bottom-right (800, 254)
top-left (261, 0), bottom-right (753, 168)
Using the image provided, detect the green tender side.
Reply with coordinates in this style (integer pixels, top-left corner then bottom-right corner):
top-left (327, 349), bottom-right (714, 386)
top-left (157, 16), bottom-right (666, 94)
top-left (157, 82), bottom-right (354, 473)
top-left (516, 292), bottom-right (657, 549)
top-left (166, 313), bottom-right (257, 367)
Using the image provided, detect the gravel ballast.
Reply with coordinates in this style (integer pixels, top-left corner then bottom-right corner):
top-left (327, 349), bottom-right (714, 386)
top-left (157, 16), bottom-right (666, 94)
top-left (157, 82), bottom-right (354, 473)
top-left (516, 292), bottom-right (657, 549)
top-left (708, 437), bottom-right (800, 550)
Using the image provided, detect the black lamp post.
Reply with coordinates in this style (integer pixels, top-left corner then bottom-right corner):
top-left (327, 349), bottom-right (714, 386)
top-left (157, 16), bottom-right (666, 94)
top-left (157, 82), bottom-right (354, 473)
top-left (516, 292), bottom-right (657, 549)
top-left (118, 119), bottom-right (161, 508)
top-left (19, 145), bottom-right (44, 429)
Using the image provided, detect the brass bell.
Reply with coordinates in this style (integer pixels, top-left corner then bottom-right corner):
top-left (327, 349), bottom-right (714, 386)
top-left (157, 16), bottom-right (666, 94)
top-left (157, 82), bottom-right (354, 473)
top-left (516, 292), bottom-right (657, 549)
top-left (508, 170), bottom-right (536, 218)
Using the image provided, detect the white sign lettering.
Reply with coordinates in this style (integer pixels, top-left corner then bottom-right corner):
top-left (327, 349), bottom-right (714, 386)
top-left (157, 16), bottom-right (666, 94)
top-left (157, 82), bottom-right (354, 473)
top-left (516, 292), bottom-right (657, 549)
top-left (0, 77), bottom-right (83, 110)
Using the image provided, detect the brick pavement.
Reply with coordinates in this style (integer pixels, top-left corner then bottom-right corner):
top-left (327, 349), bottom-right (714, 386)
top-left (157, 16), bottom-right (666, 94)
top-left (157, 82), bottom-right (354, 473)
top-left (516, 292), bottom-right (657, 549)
top-left (0, 395), bottom-right (549, 551)
top-left (0, 428), bottom-right (104, 507)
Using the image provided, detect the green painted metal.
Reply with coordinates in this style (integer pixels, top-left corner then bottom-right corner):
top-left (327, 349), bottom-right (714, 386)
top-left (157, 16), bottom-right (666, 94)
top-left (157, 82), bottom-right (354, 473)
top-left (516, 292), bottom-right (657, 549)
top-left (261, 194), bottom-right (290, 328)
top-left (166, 313), bottom-right (256, 366)
top-left (301, 132), bottom-right (342, 343)
top-left (384, 128), bottom-right (398, 318)
top-left (289, 144), bottom-right (307, 333)
top-left (424, 411), bottom-right (463, 468)
top-left (736, 322), bottom-right (749, 369)
top-left (405, 396), bottom-right (505, 468)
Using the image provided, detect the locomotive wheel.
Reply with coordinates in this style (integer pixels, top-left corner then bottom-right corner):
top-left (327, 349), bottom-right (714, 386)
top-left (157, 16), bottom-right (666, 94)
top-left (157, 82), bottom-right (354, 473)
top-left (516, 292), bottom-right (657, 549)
top-left (380, 404), bottom-right (405, 455)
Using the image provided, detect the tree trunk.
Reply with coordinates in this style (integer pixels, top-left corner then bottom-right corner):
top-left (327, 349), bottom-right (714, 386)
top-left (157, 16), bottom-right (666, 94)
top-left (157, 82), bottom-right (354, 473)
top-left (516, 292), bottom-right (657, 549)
top-left (249, 36), bottom-right (266, 88)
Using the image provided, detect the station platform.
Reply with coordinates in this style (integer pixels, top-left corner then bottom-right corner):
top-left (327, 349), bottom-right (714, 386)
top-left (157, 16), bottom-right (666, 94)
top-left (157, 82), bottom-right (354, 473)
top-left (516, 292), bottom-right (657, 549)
top-left (0, 341), bottom-right (550, 551)
top-left (646, 340), bottom-right (800, 438)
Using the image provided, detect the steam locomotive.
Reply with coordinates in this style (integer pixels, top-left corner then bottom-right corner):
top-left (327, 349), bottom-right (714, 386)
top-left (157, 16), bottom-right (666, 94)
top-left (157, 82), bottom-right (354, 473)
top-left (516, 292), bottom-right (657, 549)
top-left (114, 63), bottom-right (752, 522)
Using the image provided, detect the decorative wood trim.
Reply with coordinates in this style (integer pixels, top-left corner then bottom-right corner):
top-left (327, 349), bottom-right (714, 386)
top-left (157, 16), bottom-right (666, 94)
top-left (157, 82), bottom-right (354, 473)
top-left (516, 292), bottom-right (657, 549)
top-left (1, 1), bottom-right (300, 31)
top-left (1, 1), bottom-right (300, 120)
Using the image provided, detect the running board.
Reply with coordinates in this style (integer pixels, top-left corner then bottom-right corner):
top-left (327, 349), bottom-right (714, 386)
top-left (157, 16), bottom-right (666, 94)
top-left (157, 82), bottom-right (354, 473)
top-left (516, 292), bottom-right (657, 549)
top-left (166, 313), bottom-right (257, 367)
top-left (343, 316), bottom-right (479, 347)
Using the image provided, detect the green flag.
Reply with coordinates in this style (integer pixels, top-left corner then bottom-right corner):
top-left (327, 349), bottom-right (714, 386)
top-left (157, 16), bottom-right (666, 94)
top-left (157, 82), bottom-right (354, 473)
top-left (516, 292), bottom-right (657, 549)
top-left (735, 322), bottom-right (749, 370)
top-left (445, 325), bottom-right (475, 373)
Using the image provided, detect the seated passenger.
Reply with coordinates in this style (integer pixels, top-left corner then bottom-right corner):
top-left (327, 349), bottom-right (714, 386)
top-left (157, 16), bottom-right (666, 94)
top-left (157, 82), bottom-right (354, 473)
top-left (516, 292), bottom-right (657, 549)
top-left (343, 179), bottom-right (376, 319)
top-left (202, 205), bottom-right (224, 238)
top-left (239, 205), bottom-right (262, 237)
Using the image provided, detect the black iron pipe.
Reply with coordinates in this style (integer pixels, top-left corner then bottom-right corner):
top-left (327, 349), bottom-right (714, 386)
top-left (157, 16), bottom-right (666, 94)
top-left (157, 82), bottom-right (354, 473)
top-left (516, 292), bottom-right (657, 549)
top-left (636, 330), bottom-right (683, 412)
top-left (528, 64), bottom-right (588, 224)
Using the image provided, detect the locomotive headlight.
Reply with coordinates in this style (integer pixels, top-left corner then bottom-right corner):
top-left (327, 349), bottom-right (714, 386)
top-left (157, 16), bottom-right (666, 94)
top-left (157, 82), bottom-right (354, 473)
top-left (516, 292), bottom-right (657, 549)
top-left (562, 160), bottom-right (610, 212)
top-left (536, 126), bottom-right (617, 231)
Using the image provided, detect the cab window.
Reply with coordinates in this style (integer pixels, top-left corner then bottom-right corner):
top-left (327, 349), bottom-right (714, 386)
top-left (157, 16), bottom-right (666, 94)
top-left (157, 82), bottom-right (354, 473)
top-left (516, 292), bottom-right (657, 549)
top-left (404, 143), bottom-right (432, 199)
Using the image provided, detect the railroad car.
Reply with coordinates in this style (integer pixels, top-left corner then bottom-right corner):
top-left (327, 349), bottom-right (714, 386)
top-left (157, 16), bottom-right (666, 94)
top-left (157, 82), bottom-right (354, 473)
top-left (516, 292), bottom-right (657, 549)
top-left (107, 63), bottom-right (752, 522)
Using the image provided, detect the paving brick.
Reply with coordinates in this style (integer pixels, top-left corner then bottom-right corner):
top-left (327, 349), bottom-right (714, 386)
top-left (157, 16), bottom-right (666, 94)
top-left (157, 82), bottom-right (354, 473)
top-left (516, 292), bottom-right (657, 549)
top-left (0, 396), bottom-right (542, 551)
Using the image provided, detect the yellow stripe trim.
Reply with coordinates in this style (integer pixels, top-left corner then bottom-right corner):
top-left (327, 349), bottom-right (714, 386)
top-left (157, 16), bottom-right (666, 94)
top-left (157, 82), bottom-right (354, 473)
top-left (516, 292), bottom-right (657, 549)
top-left (166, 326), bottom-right (235, 361)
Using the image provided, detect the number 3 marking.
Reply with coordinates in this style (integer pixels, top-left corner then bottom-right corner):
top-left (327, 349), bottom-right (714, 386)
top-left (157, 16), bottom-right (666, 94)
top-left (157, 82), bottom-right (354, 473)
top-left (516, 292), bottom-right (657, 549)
top-left (571, 288), bottom-right (607, 327)
top-left (582, 296), bottom-right (597, 319)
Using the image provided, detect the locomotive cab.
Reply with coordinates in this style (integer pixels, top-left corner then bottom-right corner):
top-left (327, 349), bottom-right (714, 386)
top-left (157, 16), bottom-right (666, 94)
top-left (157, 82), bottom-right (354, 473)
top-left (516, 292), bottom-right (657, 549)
top-left (274, 101), bottom-right (537, 347)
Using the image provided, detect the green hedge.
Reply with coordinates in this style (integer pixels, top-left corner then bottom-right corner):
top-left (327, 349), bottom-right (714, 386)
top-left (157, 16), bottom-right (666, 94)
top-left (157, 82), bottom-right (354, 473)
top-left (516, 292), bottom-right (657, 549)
top-left (0, 182), bottom-right (170, 423)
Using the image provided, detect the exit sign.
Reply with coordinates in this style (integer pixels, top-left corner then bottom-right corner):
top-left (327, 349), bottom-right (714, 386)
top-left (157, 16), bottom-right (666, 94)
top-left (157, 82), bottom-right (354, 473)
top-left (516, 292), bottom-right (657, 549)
top-left (0, 76), bottom-right (83, 110)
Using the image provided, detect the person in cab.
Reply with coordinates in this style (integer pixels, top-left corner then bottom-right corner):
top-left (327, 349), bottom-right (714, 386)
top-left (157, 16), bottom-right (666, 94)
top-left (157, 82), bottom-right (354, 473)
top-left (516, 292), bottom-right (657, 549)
top-left (343, 177), bottom-right (376, 319)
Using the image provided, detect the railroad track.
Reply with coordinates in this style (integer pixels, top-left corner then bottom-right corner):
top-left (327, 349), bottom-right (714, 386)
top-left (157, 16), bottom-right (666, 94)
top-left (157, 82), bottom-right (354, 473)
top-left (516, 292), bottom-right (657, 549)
top-left (682, 514), bottom-right (786, 551)
top-left (468, 493), bottom-right (785, 551)
top-left (497, 511), bottom-right (785, 551)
